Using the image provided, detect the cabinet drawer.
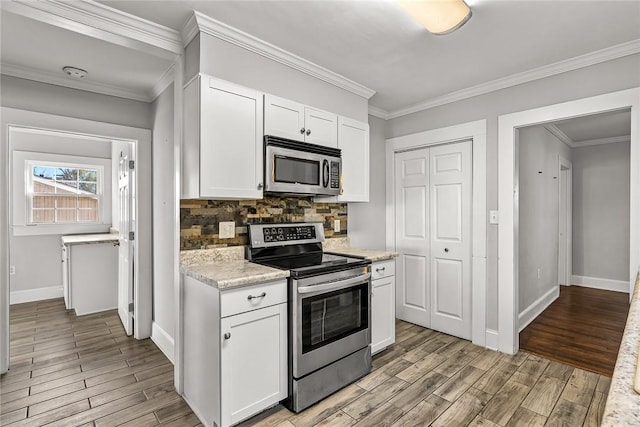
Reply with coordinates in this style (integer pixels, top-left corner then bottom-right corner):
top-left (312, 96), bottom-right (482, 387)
top-left (372, 260), bottom-right (395, 281)
top-left (221, 280), bottom-right (287, 318)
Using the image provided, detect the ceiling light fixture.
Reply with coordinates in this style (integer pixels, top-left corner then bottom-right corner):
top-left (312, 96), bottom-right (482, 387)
top-left (396, 0), bottom-right (472, 35)
top-left (62, 66), bottom-right (88, 79)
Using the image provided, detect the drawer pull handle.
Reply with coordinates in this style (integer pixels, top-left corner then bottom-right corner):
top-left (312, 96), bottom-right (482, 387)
top-left (247, 292), bottom-right (266, 300)
top-left (376, 267), bottom-right (386, 273)
top-left (224, 333), bottom-right (231, 340)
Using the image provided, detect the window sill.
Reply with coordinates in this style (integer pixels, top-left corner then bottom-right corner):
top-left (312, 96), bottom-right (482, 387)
top-left (12, 224), bottom-right (111, 237)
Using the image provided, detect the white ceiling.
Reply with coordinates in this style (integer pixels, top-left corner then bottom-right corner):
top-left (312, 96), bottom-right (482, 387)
top-left (1, 0), bottom-right (639, 115)
top-left (95, 0), bottom-right (640, 112)
top-left (0, 10), bottom-right (174, 101)
top-left (552, 109), bottom-right (631, 145)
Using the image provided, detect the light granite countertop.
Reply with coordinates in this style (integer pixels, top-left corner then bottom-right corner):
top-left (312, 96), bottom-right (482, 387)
top-left (180, 246), bottom-right (289, 290)
top-left (602, 273), bottom-right (640, 426)
top-left (61, 233), bottom-right (118, 244)
top-left (179, 238), bottom-right (397, 290)
top-left (323, 237), bottom-right (399, 262)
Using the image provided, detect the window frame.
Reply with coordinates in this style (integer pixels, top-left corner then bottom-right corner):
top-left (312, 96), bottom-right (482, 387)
top-left (27, 160), bottom-right (104, 226)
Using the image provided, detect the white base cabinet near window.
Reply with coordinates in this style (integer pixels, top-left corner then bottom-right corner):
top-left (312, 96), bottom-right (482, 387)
top-left (371, 260), bottom-right (396, 355)
top-left (182, 276), bottom-right (287, 427)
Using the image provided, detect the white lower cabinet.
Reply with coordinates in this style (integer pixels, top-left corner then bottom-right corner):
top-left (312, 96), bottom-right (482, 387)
top-left (183, 276), bottom-right (287, 427)
top-left (371, 260), bottom-right (396, 355)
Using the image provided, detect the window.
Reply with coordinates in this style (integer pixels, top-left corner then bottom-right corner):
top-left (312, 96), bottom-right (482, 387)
top-left (28, 162), bottom-right (103, 224)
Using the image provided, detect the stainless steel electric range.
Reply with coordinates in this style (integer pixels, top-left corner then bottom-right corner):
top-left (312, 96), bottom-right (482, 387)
top-left (247, 222), bottom-right (372, 413)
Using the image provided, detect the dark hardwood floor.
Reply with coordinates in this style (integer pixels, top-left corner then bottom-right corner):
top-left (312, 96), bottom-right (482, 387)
top-left (519, 285), bottom-right (629, 377)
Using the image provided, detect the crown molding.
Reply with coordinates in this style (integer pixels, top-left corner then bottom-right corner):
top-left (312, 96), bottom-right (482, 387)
top-left (1, 62), bottom-right (154, 102)
top-left (2, 0), bottom-right (182, 60)
top-left (151, 63), bottom-right (176, 101)
top-left (544, 124), bottom-right (574, 147)
top-left (182, 11), bottom-right (376, 100)
top-left (367, 105), bottom-right (390, 120)
top-left (573, 135), bottom-right (631, 148)
top-left (383, 38), bottom-right (640, 120)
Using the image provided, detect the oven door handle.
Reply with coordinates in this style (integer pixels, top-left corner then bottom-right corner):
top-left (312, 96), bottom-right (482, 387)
top-left (297, 272), bottom-right (371, 294)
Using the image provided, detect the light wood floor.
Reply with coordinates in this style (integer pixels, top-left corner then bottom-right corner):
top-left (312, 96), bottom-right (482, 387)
top-left (1, 298), bottom-right (200, 426)
top-left (2, 299), bottom-right (609, 426)
top-left (520, 285), bottom-right (629, 377)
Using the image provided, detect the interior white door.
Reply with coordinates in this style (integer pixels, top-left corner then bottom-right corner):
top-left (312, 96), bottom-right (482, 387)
top-left (394, 148), bottom-right (430, 327)
top-left (429, 141), bottom-right (472, 340)
top-left (558, 160), bottom-right (572, 286)
top-left (118, 145), bottom-right (134, 336)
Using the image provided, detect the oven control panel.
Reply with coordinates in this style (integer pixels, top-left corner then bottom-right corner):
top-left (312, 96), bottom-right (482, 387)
top-left (248, 222), bottom-right (325, 248)
top-left (263, 225), bottom-right (316, 243)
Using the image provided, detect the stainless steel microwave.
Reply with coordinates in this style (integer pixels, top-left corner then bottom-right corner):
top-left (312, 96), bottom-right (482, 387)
top-left (264, 136), bottom-right (341, 196)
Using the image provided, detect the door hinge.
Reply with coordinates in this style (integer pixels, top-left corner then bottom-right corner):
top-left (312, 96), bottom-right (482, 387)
top-left (128, 302), bottom-right (134, 312)
top-left (129, 231), bottom-right (134, 240)
top-left (129, 160), bottom-right (135, 170)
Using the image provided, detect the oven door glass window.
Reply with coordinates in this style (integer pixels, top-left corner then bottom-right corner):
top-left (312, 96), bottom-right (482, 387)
top-left (301, 283), bottom-right (369, 354)
top-left (274, 155), bottom-right (320, 185)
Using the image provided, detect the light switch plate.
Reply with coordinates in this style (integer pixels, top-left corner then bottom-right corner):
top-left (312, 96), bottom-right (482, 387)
top-left (489, 210), bottom-right (499, 225)
top-left (219, 221), bottom-right (235, 239)
top-left (334, 219), bottom-right (340, 233)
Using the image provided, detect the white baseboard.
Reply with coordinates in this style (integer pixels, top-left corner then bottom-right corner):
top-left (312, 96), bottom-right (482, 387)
top-left (518, 286), bottom-right (559, 332)
top-left (151, 321), bottom-right (175, 364)
top-left (485, 329), bottom-right (499, 351)
top-left (571, 275), bottom-right (629, 293)
top-left (10, 286), bottom-right (63, 304)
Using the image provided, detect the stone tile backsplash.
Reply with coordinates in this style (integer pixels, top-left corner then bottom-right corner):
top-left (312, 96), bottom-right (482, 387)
top-left (180, 197), bottom-right (347, 250)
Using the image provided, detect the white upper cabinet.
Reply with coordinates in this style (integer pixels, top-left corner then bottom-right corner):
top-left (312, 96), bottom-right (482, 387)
top-left (263, 95), bottom-right (305, 141)
top-left (264, 94), bottom-right (337, 148)
top-left (183, 74), bottom-right (264, 199)
top-left (338, 117), bottom-right (369, 202)
top-left (304, 107), bottom-right (338, 147)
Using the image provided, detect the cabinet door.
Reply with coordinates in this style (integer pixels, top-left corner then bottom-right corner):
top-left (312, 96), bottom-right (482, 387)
top-left (371, 276), bottom-right (395, 355)
top-left (264, 94), bottom-right (305, 142)
top-left (304, 107), bottom-right (338, 147)
top-left (221, 303), bottom-right (287, 427)
top-left (338, 117), bottom-right (369, 202)
top-left (200, 77), bottom-right (264, 199)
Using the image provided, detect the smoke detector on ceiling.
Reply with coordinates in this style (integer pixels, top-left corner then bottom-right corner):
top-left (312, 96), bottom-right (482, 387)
top-left (62, 66), bottom-right (87, 79)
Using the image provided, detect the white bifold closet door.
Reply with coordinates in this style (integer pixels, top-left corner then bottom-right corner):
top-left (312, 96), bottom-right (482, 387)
top-left (394, 140), bottom-right (472, 340)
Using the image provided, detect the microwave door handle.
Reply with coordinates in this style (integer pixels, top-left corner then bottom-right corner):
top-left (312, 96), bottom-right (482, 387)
top-left (297, 272), bottom-right (371, 294)
top-left (322, 159), bottom-right (330, 188)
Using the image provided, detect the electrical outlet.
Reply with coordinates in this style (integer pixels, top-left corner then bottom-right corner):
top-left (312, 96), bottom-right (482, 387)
top-left (219, 221), bottom-right (235, 239)
top-left (537, 268), bottom-right (541, 279)
top-left (334, 219), bottom-right (340, 233)
top-left (9, 266), bottom-right (15, 275)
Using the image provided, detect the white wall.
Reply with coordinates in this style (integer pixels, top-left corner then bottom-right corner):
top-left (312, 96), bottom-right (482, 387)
top-left (573, 141), bottom-right (630, 282)
top-left (0, 76), bottom-right (152, 129)
top-left (192, 33), bottom-right (369, 122)
top-left (151, 84), bottom-right (176, 346)
top-left (383, 53), bottom-right (640, 330)
top-left (9, 133), bottom-right (112, 294)
top-left (518, 126), bottom-right (571, 315)
top-left (1, 76), bottom-right (152, 300)
top-left (348, 115), bottom-right (386, 250)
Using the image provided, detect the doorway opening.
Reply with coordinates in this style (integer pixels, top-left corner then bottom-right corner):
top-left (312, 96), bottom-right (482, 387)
top-left (514, 110), bottom-right (632, 374)
top-left (1, 108), bottom-right (152, 374)
top-left (497, 87), bottom-right (640, 355)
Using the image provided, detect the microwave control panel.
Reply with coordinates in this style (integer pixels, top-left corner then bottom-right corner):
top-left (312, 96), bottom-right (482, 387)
top-left (330, 161), bottom-right (340, 189)
top-left (263, 225), bottom-right (317, 243)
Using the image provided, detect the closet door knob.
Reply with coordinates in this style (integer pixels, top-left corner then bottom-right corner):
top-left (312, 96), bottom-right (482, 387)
top-left (306, 129), bottom-right (311, 136)
top-left (224, 333), bottom-right (231, 340)
top-left (444, 248), bottom-right (449, 253)
top-left (300, 128), bottom-right (306, 134)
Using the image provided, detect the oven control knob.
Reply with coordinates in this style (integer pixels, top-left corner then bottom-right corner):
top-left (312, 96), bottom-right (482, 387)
top-left (271, 228), bottom-right (277, 234)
